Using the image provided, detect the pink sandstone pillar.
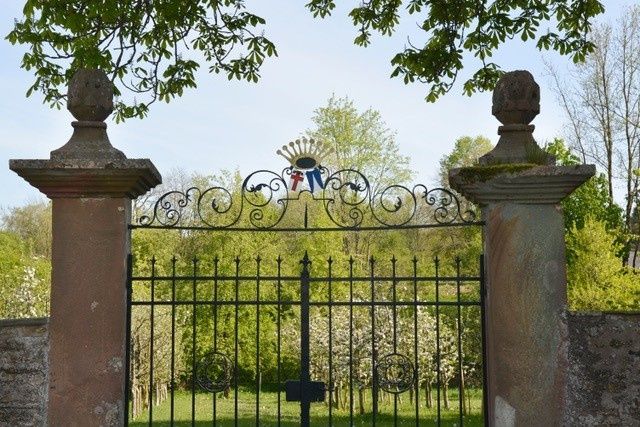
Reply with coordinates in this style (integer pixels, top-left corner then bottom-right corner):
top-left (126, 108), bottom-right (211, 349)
top-left (10, 69), bottom-right (161, 425)
top-left (449, 71), bottom-right (594, 426)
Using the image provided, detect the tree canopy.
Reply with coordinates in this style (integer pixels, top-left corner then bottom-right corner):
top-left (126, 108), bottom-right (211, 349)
top-left (7, 0), bottom-right (604, 121)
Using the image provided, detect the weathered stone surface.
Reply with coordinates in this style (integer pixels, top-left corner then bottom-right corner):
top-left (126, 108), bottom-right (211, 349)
top-left (492, 70), bottom-right (540, 125)
top-left (479, 70), bottom-right (552, 165)
top-left (449, 164), bottom-right (595, 204)
top-left (10, 158), bottom-right (161, 198)
top-left (566, 312), bottom-right (640, 426)
top-left (50, 68), bottom-right (126, 161)
top-left (45, 197), bottom-right (130, 426)
top-left (482, 202), bottom-right (569, 425)
top-left (67, 69), bottom-right (114, 122)
top-left (0, 318), bottom-right (48, 427)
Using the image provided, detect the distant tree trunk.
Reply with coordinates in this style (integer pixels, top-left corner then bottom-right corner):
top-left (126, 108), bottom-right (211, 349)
top-left (359, 388), bottom-right (365, 415)
top-left (425, 382), bottom-right (432, 408)
top-left (443, 382), bottom-right (450, 410)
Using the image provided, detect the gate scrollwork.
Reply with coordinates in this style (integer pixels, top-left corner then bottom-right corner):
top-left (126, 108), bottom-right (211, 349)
top-left (136, 167), bottom-right (478, 230)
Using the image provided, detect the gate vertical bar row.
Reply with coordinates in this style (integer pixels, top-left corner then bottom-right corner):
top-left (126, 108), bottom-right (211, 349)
top-left (299, 252), bottom-right (312, 427)
top-left (125, 251), bottom-right (487, 425)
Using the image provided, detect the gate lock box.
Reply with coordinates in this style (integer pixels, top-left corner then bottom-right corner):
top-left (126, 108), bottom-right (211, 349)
top-left (284, 380), bottom-right (326, 402)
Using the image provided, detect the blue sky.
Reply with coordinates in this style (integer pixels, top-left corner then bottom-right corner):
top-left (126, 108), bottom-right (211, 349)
top-left (0, 1), bottom-right (627, 207)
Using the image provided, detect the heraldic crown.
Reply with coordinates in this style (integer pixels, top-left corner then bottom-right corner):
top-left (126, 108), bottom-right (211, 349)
top-left (276, 137), bottom-right (334, 170)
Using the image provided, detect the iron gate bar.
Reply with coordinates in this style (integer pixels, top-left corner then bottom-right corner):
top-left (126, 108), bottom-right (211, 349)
top-left (435, 256), bottom-right (441, 426)
top-left (456, 257), bottom-right (464, 427)
top-left (170, 257), bottom-right (177, 422)
top-left (150, 256), bottom-right (156, 425)
top-left (480, 254), bottom-right (489, 427)
top-left (370, 256), bottom-right (378, 426)
top-left (124, 254), bottom-right (133, 424)
top-left (276, 256), bottom-right (282, 427)
top-left (191, 258), bottom-right (197, 425)
top-left (412, 256), bottom-right (419, 426)
top-left (255, 256), bottom-right (261, 427)
top-left (328, 256), bottom-right (334, 425)
top-left (348, 257), bottom-right (354, 426)
top-left (392, 256), bottom-right (398, 427)
top-left (211, 256), bottom-right (217, 424)
top-left (234, 257), bottom-right (240, 426)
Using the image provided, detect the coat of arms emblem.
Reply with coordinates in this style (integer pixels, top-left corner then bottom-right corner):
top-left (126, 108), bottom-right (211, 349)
top-left (277, 138), bottom-right (333, 193)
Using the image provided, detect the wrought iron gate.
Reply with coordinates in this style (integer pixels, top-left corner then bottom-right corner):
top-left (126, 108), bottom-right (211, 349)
top-left (125, 162), bottom-right (487, 426)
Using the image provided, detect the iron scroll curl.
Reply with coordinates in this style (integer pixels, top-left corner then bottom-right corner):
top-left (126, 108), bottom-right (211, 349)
top-left (135, 167), bottom-right (479, 230)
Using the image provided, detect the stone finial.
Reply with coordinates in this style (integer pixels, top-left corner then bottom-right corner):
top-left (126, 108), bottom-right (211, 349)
top-left (492, 70), bottom-right (540, 125)
top-left (479, 70), bottom-right (552, 165)
top-left (50, 68), bottom-right (124, 161)
top-left (67, 69), bottom-right (114, 122)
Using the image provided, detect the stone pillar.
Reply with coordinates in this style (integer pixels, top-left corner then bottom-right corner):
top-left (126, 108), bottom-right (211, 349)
top-left (10, 69), bottom-right (161, 425)
top-left (449, 71), bottom-right (594, 426)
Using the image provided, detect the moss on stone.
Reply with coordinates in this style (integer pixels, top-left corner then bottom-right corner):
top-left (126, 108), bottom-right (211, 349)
top-left (456, 163), bottom-right (539, 183)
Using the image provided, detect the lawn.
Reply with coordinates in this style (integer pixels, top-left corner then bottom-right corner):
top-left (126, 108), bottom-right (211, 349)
top-left (129, 388), bottom-right (484, 426)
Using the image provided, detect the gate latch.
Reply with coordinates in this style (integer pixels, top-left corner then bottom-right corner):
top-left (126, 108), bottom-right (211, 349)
top-left (284, 380), bottom-right (326, 402)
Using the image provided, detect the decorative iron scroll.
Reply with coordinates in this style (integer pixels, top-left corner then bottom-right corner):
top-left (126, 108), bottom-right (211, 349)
top-left (135, 167), bottom-right (478, 230)
top-left (376, 353), bottom-right (415, 394)
top-left (196, 351), bottom-right (233, 393)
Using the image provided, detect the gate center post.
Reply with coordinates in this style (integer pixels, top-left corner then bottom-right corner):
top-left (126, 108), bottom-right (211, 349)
top-left (299, 251), bottom-right (312, 426)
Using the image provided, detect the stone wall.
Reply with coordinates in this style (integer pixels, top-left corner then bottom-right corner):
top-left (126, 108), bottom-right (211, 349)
top-left (567, 312), bottom-right (640, 425)
top-left (0, 318), bottom-right (48, 426)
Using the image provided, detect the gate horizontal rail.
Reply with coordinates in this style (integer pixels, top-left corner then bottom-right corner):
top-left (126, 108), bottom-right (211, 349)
top-left (130, 275), bottom-right (482, 281)
top-left (129, 222), bottom-right (485, 232)
top-left (130, 300), bottom-right (482, 307)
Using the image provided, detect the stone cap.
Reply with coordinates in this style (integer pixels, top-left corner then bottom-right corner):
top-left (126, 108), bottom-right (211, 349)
top-left (10, 68), bottom-right (162, 199)
top-left (449, 164), bottom-right (595, 205)
top-left (10, 158), bottom-right (161, 199)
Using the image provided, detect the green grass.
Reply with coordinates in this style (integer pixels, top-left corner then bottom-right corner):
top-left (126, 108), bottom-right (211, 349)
top-left (129, 388), bottom-right (484, 426)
